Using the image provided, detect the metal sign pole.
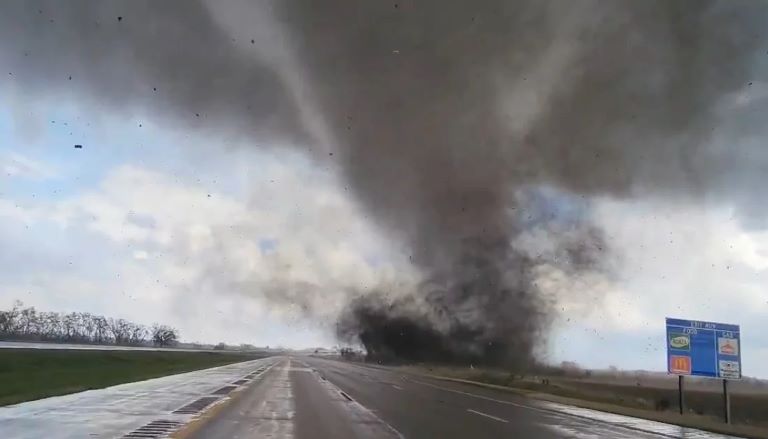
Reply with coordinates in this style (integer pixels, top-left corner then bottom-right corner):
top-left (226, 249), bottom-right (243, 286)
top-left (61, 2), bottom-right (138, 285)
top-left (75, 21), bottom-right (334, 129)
top-left (678, 375), bottom-right (685, 415)
top-left (723, 379), bottom-right (731, 424)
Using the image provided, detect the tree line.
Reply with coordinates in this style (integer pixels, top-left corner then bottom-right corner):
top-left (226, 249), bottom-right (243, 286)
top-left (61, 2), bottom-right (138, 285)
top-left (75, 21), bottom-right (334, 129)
top-left (0, 300), bottom-right (179, 347)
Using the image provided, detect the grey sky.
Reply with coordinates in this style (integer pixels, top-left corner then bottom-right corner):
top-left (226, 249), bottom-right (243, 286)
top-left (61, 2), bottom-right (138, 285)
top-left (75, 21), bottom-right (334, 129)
top-left (1, 0), bottom-right (767, 373)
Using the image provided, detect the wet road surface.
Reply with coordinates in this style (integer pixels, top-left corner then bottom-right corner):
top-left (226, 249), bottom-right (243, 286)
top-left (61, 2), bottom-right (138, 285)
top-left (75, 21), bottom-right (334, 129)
top-left (0, 357), bottom-right (276, 438)
top-left (188, 357), bottom-right (739, 439)
top-left (0, 355), bottom-right (741, 438)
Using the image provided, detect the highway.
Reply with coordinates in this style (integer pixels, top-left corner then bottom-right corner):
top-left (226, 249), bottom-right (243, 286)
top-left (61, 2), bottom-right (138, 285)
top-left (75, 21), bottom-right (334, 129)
top-left (0, 354), bottom-right (739, 438)
top-left (187, 357), bottom-right (735, 439)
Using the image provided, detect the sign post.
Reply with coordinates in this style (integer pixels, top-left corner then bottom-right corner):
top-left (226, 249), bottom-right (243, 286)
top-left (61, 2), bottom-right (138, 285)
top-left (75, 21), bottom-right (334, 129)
top-left (723, 378), bottom-right (731, 424)
top-left (665, 318), bottom-right (741, 422)
top-left (678, 375), bottom-right (685, 415)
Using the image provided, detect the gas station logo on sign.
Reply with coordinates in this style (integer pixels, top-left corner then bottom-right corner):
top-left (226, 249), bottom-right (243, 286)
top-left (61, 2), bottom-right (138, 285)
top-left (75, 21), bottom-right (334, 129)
top-left (666, 318), bottom-right (742, 424)
top-left (669, 334), bottom-right (690, 350)
top-left (665, 318), bottom-right (741, 379)
top-left (718, 337), bottom-right (739, 356)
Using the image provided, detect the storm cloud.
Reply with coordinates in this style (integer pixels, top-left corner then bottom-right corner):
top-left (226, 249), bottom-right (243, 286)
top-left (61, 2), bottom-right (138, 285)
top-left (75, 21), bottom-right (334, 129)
top-left (2, 0), bottom-right (767, 365)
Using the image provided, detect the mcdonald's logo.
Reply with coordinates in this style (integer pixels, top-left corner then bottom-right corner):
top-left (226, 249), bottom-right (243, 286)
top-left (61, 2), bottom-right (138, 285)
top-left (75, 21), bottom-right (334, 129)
top-left (669, 355), bottom-right (691, 374)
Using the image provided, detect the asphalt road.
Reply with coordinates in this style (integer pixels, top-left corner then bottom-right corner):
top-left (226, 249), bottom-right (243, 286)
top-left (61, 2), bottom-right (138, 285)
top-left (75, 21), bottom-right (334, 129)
top-left (0, 357), bottom-right (275, 439)
top-left (187, 356), bottom-right (735, 439)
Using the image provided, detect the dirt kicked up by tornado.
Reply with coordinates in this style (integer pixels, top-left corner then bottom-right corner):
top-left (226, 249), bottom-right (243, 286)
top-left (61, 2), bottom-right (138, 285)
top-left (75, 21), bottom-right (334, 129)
top-left (2, 0), bottom-right (767, 366)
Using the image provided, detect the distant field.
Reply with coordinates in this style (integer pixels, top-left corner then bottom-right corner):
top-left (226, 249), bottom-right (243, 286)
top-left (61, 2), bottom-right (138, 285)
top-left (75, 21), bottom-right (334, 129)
top-left (0, 349), bottom-right (266, 406)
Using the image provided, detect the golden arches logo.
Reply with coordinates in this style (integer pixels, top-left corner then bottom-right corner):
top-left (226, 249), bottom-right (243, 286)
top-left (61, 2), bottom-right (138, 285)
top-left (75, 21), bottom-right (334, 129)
top-left (670, 355), bottom-right (691, 374)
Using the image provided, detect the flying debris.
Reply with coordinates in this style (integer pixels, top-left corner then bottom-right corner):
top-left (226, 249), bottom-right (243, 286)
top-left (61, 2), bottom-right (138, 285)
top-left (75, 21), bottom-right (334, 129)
top-left (2, 0), bottom-right (767, 366)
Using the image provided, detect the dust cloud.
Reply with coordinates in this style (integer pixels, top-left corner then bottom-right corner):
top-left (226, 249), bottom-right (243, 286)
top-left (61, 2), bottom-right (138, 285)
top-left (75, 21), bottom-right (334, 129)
top-left (1, 0), bottom-right (766, 365)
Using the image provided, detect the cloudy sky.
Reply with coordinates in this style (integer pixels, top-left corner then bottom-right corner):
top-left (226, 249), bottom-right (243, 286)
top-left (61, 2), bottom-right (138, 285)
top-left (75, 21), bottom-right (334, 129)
top-left (3, 90), bottom-right (768, 375)
top-left (0, 94), bottom-right (414, 348)
top-left (1, 1), bottom-right (767, 377)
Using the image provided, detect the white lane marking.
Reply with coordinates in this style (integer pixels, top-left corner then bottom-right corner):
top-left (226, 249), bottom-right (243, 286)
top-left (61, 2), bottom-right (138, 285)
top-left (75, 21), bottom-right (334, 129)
top-left (392, 384), bottom-right (403, 390)
top-left (467, 409), bottom-right (508, 423)
top-left (408, 379), bottom-right (733, 439)
top-left (309, 365), bottom-right (405, 439)
top-left (410, 378), bottom-right (531, 408)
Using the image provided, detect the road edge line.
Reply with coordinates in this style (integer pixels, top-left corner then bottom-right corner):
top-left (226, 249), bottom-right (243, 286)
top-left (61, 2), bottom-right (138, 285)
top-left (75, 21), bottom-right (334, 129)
top-left (319, 360), bottom-right (764, 438)
top-left (424, 375), bottom-right (767, 439)
top-left (170, 360), bottom-right (278, 439)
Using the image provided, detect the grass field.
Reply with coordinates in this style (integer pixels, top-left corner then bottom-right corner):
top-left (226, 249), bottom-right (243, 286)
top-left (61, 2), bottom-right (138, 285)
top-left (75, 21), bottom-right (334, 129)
top-left (0, 349), bottom-right (265, 406)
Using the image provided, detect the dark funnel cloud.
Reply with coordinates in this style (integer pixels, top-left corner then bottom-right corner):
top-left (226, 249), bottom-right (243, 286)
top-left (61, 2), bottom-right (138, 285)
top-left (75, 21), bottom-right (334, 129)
top-left (1, 0), bottom-right (767, 366)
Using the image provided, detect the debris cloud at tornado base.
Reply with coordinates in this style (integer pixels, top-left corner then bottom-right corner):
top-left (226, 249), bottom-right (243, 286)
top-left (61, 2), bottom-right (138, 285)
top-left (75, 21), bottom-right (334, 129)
top-left (1, 0), bottom-right (767, 365)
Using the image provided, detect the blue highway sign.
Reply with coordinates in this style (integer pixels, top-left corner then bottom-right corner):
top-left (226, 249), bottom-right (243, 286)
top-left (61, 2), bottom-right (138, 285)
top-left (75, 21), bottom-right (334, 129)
top-left (666, 318), bottom-right (741, 379)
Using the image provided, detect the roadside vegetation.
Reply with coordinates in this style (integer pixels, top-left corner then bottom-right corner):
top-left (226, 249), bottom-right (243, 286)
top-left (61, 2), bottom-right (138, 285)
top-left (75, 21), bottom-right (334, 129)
top-left (0, 300), bottom-right (179, 347)
top-left (0, 349), bottom-right (264, 406)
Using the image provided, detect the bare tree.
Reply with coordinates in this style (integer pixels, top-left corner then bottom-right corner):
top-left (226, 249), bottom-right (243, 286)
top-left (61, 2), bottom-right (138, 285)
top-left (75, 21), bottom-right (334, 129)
top-left (39, 312), bottom-right (62, 340)
top-left (0, 301), bottom-right (179, 347)
top-left (151, 324), bottom-right (178, 347)
top-left (107, 318), bottom-right (131, 344)
top-left (80, 312), bottom-right (95, 341)
top-left (93, 316), bottom-right (109, 343)
top-left (0, 300), bottom-right (23, 334)
top-left (128, 322), bottom-right (148, 345)
top-left (17, 306), bottom-right (38, 336)
top-left (63, 312), bottom-right (79, 340)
